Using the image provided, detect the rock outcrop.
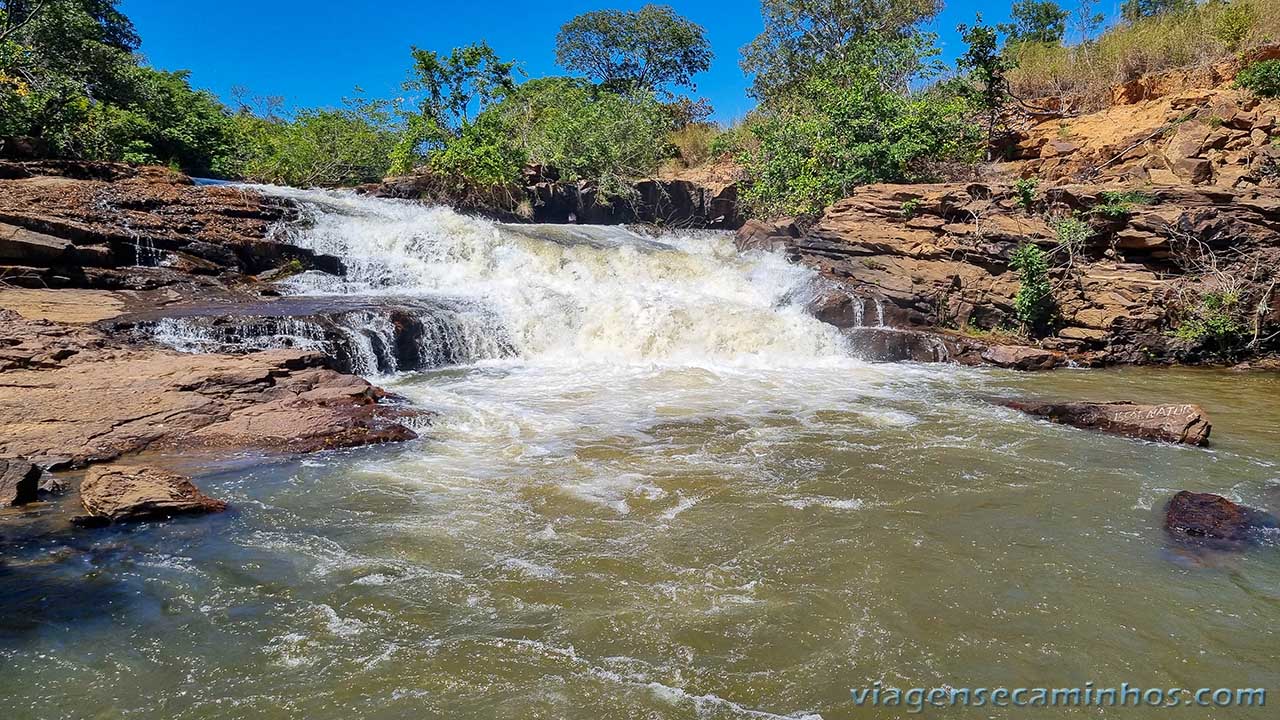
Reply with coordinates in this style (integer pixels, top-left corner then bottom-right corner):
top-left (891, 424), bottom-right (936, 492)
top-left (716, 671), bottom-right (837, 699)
top-left (979, 344), bottom-right (1066, 371)
top-left (1010, 47), bottom-right (1280, 188)
top-left (1003, 400), bottom-right (1212, 445)
top-left (0, 457), bottom-right (41, 507)
top-left (0, 310), bottom-right (424, 470)
top-left (750, 181), bottom-right (1280, 365)
top-left (109, 295), bottom-right (515, 376)
top-left (1165, 491), bottom-right (1279, 549)
top-left (361, 167), bottom-right (743, 229)
top-left (77, 465), bottom-right (227, 524)
top-left (0, 161), bottom-right (338, 290)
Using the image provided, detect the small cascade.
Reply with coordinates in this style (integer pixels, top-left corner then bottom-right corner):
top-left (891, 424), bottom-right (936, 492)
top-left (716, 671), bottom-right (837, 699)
top-left (152, 316), bottom-right (329, 354)
top-left (843, 295), bottom-right (889, 329)
top-left (139, 297), bottom-right (515, 375)
top-left (93, 195), bottom-right (168, 267)
top-left (141, 185), bottom-right (849, 375)
top-left (243, 185), bottom-right (849, 367)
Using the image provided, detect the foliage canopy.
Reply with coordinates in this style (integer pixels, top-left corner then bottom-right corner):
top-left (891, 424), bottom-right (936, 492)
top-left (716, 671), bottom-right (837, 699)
top-left (555, 4), bottom-right (712, 92)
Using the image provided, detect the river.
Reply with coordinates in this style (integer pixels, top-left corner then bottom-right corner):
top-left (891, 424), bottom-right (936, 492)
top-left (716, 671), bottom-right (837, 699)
top-left (2, 189), bottom-right (1278, 719)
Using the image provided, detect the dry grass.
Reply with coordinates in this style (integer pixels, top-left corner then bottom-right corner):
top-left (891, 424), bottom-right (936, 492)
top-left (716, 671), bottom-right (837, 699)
top-left (665, 123), bottom-right (721, 169)
top-left (1008, 0), bottom-right (1280, 111)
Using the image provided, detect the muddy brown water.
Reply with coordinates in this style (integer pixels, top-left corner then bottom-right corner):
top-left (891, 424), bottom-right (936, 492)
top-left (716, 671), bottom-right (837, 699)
top-left (3, 189), bottom-right (1277, 719)
top-left (2, 364), bottom-right (1278, 719)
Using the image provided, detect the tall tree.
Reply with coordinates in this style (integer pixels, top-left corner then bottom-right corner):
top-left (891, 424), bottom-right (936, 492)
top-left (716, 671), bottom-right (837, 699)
top-left (405, 42), bottom-right (518, 140)
top-left (999, 0), bottom-right (1069, 45)
top-left (740, 0), bottom-right (943, 102)
top-left (1071, 0), bottom-right (1105, 43)
top-left (1, 0), bottom-right (136, 49)
top-left (555, 4), bottom-right (712, 92)
top-left (957, 15), bottom-right (1016, 160)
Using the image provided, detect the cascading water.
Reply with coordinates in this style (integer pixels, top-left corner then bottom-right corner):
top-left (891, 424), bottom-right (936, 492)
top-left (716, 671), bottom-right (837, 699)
top-left (256, 185), bottom-right (852, 368)
top-left (13, 186), bottom-right (1280, 720)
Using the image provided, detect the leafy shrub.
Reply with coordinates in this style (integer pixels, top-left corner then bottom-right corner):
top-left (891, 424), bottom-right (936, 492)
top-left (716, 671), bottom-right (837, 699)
top-left (1014, 178), bottom-right (1038, 211)
top-left (901, 198), bottom-right (923, 219)
top-left (1095, 190), bottom-right (1154, 218)
top-left (505, 79), bottom-right (677, 198)
top-left (1052, 216), bottom-right (1092, 250)
top-left (735, 35), bottom-right (982, 217)
top-left (1173, 290), bottom-right (1247, 355)
top-left (1213, 2), bottom-right (1258, 51)
top-left (1010, 242), bottom-right (1054, 331)
top-left (1236, 59), bottom-right (1280, 98)
top-left (228, 103), bottom-right (398, 187)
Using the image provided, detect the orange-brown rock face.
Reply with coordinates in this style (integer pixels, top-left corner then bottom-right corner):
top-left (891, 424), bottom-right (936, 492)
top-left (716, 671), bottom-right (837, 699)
top-left (750, 182), bottom-right (1280, 365)
top-left (0, 161), bottom-right (338, 289)
top-left (1007, 47), bottom-right (1280, 188)
top-left (0, 310), bottom-right (424, 470)
top-left (77, 465), bottom-right (228, 524)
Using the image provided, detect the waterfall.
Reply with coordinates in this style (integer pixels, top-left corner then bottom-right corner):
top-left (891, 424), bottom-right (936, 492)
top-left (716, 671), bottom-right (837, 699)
top-left (140, 296), bottom-right (515, 375)
top-left (227, 186), bottom-right (851, 370)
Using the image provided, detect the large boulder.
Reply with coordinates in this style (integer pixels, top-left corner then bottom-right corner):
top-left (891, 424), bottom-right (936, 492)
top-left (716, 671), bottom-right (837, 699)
top-left (0, 457), bottom-right (41, 507)
top-left (980, 345), bottom-right (1065, 371)
top-left (1165, 491), bottom-right (1279, 548)
top-left (1003, 400), bottom-right (1212, 445)
top-left (77, 465), bottom-right (227, 524)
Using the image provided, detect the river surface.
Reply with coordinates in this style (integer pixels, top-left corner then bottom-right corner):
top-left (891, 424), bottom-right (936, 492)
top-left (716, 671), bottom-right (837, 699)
top-left (3, 189), bottom-right (1279, 719)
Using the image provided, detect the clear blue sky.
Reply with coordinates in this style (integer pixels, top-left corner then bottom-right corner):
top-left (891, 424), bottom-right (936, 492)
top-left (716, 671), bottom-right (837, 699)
top-left (121, 1), bottom-right (1120, 124)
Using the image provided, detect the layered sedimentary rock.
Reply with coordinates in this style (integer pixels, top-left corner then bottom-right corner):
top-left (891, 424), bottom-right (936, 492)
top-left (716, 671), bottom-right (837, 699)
top-left (0, 161), bottom-right (338, 289)
top-left (747, 182), bottom-right (1280, 365)
top-left (110, 296), bottom-right (516, 376)
top-left (0, 310), bottom-right (424, 470)
top-left (77, 465), bottom-right (227, 524)
top-left (1010, 46), bottom-right (1280, 188)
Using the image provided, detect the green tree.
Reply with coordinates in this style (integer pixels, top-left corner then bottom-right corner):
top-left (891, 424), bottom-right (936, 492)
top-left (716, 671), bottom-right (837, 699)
top-left (555, 4), bottom-right (713, 92)
top-left (999, 0), bottom-right (1068, 45)
top-left (1121, 0), bottom-right (1195, 22)
top-left (957, 15), bottom-right (1016, 160)
top-left (740, 0), bottom-right (943, 102)
top-left (1010, 243), bottom-right (1054, 332)
top-left (405, 42), bottom-right (519, 143)
top-left (736, 34), bottom-right (980, 217)
top-left (428, 76), bottom-right (679, 198)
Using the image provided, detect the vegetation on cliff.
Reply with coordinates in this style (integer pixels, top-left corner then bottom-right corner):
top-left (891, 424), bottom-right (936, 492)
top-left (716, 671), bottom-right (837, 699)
top-left (1007, 0), bottom-right (1280, 109)
top-left (2, 0), bottom-right (1279, 213)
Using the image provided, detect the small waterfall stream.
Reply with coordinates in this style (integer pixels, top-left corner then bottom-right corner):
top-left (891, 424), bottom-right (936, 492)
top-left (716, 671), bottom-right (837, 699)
top-left (149, 186), bottom-right (850, 372)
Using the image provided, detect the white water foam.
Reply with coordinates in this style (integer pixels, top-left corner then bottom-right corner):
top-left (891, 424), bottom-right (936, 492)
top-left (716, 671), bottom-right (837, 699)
top-left (252, 185), bottom-right (851, 367)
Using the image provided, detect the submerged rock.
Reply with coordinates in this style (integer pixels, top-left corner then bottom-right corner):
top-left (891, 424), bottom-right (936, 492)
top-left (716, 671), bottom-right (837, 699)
top-left (1002, 400), bottom-right (1211, 445)
top-left (76, 465), bottom-right (227, 524)
top-left (0, 457), bottom-right (41, 507)
top-left (1165, 491), bottom-right (1279, 549)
